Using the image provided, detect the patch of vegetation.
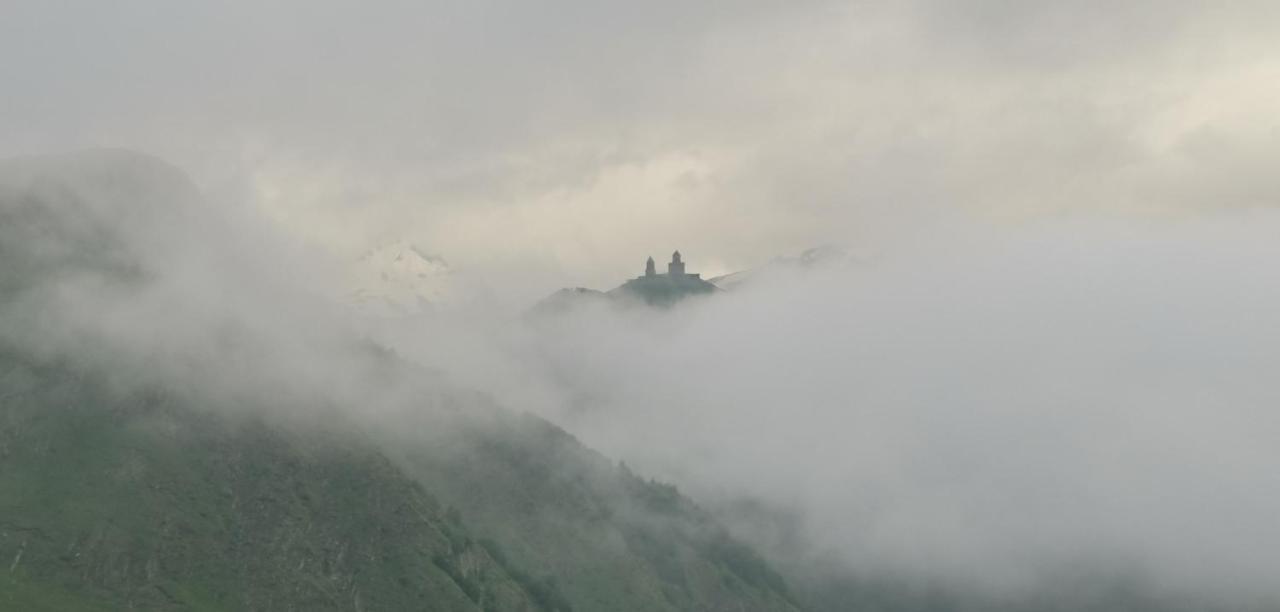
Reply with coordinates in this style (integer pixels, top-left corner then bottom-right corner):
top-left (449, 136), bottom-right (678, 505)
top-left (0, 351), bottom-right (549, 611)
top-left (389, 406), bottom-right (801, 612)
top-left (698, 531), bottom-right (790, 597)
top-left (478, 539), bottom-right (573, 612)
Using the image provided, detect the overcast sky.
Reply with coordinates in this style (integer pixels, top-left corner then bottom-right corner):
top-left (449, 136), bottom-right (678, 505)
top-left (4, 1), bottom-right (1279, 298)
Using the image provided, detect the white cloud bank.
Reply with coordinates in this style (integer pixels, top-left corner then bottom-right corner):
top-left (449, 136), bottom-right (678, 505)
top-left (414, 213), bottom-right (1280, 606)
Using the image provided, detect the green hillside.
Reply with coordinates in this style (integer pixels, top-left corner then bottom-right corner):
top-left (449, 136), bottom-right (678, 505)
top-left (0, 350), bottom-right (546, 611)
top-left (386, 404), bottom-right (799, 612)
top-left (0, 149), bottom-right (799, 611)
top-left (0, 343), bottom-right (804, 612)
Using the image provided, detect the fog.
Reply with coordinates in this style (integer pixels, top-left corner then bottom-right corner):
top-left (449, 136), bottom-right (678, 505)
top-left (5, 1), bottom-right (1280, 299)
top-left (5, 143), bottom-right (1280, 612)
top-left (5, 1), bottom-right (1280, 609)
top-left (0, 150), bottom-right (404, 416)
top-left (319, 213), bottom-right (1275, 607)
top-left (476, 218), bottom-right (1280, 606)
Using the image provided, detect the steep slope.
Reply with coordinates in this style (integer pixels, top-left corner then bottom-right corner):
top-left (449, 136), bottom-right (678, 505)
top-left (0, 150), bottom-right (801, 611)
top-left (384, 404), bottom-right (799, 612)
top-left (0, 349), bottom-right (544, 611)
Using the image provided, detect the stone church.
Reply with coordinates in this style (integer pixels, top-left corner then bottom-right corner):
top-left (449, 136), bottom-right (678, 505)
top-left (643, 251), bottom-right (702, 280)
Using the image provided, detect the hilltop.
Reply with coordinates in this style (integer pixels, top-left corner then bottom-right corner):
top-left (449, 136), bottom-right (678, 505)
top-left (530, 252), bottom-right (719, 316)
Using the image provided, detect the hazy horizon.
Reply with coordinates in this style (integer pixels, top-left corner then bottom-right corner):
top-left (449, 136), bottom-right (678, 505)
top-left (7, 1), bottom-right (1280, 301)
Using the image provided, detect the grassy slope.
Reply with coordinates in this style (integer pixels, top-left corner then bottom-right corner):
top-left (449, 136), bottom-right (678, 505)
top-left (389, 405), bottom-right (800, 612)
top-left (0, 347), bottom-right (801, 612)
top-left (0, 353), bottom-right (543, 611)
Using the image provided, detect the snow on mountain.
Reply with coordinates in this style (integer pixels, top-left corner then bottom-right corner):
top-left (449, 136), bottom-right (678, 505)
top-left (345, 240), bottom-right (455, 317)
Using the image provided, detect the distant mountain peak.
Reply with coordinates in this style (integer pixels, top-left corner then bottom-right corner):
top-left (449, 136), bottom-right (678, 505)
top-left (345, 240), bottom-right (454, 317)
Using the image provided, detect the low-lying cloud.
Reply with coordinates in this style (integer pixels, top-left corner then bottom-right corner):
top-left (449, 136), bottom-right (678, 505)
top-left (409, 214), bottom-right (1280, 607)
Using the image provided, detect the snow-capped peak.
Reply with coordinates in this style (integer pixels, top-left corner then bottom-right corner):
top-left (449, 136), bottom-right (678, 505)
top-left (345, 240), bottom-right (454, 317)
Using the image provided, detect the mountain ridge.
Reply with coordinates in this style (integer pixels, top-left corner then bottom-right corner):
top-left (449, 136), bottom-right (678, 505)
top-left (0, 148), bottom-right (799, 612)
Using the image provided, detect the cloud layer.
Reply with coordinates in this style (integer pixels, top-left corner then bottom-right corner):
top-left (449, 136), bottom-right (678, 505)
top-left (444, 215), bottom-right (1280, 607)
top-left (4, 1), bottom-right (1279, 299)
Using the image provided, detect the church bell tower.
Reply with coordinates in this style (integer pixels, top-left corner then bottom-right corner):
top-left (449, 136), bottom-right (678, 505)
top-left (668, 251), bottom-right (685, 277)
